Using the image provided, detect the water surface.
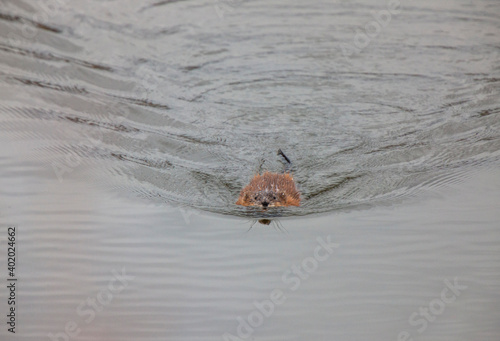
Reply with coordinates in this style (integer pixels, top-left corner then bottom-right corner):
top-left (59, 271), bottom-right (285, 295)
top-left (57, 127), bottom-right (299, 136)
top-left (0, 0), bottom-right (499, 340)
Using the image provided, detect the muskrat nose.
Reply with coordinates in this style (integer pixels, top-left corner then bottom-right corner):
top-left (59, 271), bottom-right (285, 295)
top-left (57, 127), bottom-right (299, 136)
top-left (262, 201), bottom-right (269, 208)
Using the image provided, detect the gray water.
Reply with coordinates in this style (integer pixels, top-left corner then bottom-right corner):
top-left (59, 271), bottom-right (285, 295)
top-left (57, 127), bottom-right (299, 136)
top-left (1, 0), bottom-right (500, 340)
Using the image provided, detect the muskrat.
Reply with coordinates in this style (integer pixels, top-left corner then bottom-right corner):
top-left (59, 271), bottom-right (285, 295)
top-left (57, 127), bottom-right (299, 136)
top-left (235, 150), bottom-right (300, 209)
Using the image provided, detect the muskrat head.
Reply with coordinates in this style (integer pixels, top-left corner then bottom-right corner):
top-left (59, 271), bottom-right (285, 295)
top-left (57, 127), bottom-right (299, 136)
top-left (235, 172), bottom-right (301, 208)
top-left (246, 190), bottom-right (284, 209)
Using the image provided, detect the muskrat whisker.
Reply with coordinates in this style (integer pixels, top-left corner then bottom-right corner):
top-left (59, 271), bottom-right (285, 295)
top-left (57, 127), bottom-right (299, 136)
top-left (245, 220), bottom-right (258, 233)
top-left (273, 220), bottom-right (288, 234)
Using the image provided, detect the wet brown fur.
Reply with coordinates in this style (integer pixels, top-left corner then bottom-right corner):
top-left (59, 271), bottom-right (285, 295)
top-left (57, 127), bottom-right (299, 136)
top-left (235, 171), bottom-right (301, 208)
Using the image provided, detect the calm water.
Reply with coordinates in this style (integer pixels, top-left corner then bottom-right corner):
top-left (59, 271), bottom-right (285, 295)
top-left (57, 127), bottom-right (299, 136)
top-left (1, 0), bottom-right (500, 340)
